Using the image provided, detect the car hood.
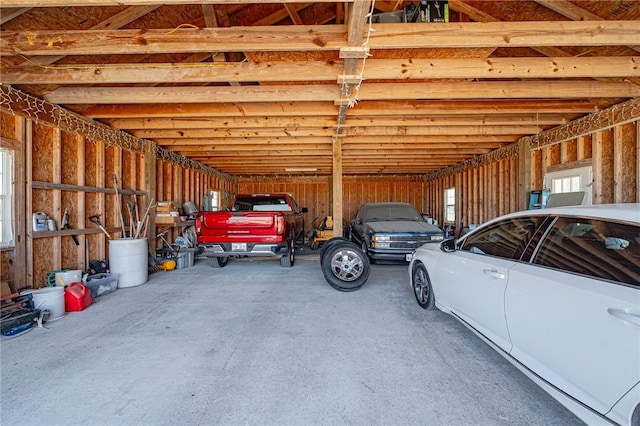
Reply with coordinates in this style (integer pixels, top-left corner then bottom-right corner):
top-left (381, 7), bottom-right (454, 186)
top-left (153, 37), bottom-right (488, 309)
top-left (367, 220), bottom-right (442, 233)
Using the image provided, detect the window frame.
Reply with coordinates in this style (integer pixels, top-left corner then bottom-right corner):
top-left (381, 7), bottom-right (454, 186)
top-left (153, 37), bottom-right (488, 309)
top-left (0, 149), bottom-right (14, 248)
top-left (444, 187), bottom-right (455, 224)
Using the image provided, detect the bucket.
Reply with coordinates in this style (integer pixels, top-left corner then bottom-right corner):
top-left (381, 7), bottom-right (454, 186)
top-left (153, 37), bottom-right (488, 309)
top-left (55, 269), bottom-right (82, 287)
top-left (182, 201), bottom-right (198, 216)
top-left (109, 238), bottom-right (148, 288)
top-left (32, 287), bottom-right (65, 320)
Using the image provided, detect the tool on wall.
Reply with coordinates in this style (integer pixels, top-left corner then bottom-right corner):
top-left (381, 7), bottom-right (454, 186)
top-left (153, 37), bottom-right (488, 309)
top-left (88, 214), bottom-right (110, 239)
top-left (61, 208), bottom-right (80, 246)
top-left (112, 174), bottom-right (126, 237)
top-left (134, 197), bottom-right (155, 239)
top-left (126, 197), bottom-right (137, 238)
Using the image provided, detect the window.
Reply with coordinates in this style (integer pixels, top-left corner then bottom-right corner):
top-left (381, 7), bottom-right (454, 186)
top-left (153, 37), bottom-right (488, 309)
top-left (544, 166), bottom-right (592, 205)
top-left (460, 216), bottom-right (546, 260)
top-left (0, 149), bottom-right (14, 247)
top-left (534, 217), bottom-right (640, 287)
top-left (444, 187), bottom-right (455, 223)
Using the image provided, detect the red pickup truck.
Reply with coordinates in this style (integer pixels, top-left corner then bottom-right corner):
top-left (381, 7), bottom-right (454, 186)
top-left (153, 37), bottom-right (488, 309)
top-left (195, 193), bottom-right (307, 268)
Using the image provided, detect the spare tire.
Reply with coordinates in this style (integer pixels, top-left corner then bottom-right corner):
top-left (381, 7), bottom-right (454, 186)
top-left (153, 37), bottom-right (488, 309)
top-left (321, 241), bottom-right (370, 292)
top-left (319, 237), bottom-right (349, 267)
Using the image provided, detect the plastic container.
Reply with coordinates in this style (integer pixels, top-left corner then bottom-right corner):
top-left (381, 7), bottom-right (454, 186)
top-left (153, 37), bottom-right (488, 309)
top-left (55, 269), bottom-right (82, 287)
top-left (64, 282), bottom-right (92, 312)
top-left (83, 273), bottom-right (118, 298)
top-left (109, 238), bottom-right (148, 288)
top-left (173, 248), bottom-right (194, 269)
top-left (32, 286), bottom-right (65, 320)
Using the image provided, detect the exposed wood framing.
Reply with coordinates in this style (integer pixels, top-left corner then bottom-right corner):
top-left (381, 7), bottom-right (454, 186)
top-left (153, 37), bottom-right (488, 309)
top-left (5, 57), bottom-right (639, 85)
top-left (3, 22), bottom-right (640, 56)
top-left (427, 98), bottom-right (640, 181)
top-left (0, 84), bottom-right (233, 182)
top-left (1, 0), bottom-right (352, 6)
top-left (526, 97), bottom-right (640, 150)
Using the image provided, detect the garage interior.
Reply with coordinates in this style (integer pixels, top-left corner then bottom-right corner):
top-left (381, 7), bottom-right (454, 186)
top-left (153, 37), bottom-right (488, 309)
top-left (1, 1), bottom-right (639, 294)
top-left (1, 2), bottom-right (639, 425)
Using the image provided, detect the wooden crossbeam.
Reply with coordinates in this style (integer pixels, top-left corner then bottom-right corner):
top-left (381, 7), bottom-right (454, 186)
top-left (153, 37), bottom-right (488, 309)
top-left (4, 57), bottom-right (638, 84)
top-left (3, 22), bottom-right (640, 56)
top-left (43, 81), bottom-right (640, 104)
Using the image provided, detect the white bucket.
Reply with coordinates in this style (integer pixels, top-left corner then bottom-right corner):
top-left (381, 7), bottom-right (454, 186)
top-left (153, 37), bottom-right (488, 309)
top-left (55, 269), bottom-right (82, 287)
top-left (109, 238), bottom-right (148, 288)
top-left (32, 287), bottom-right (65, 320)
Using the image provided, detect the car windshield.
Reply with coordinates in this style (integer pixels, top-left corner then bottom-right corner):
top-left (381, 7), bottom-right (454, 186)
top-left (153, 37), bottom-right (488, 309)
top-left (365, 205), bottom-right (422, 222)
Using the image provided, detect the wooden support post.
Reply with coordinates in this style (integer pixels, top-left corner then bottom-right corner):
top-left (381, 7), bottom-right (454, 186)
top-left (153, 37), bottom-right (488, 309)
top-left (614, 123), bottom-right (637, 203)
top-left (593, 129), bottom-right (615, 204)
top-left (143, 143), bottom-right (156, 255)
top-left (332, 137), bottom-right (343, 237)
top-left (518, 139), bottom-right (531, 211)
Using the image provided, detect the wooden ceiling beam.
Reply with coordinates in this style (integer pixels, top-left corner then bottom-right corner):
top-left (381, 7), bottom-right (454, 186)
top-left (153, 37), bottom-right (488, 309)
top-left (134, 124), bottom-right (540, 139)
top-left (0, 0), bottom-right (352, 6)
top-left (0, 7), bottom-right (31, 25)
top-left (81, 99), bottom-right (599, 118)
top-left (153, 135), bottom-right (516, 146)
top-left (106, 114), bottom-right (566, 130)
top-left (5, 57), bottom-right (638, 85)
top-left (44, 81), bottom-right (640, 104)
top-left (4, 21), bottom-right (640, 56)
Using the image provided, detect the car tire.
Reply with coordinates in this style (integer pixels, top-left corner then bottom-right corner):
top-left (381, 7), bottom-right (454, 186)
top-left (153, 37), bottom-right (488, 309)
top-left (280, 232), bottom-right (295, 267)
top-left (321, 241), bottom-right (370, 292)
top-left (319, 237), bottom-right (349, 266)
top-left (411, 262), bottom-right (434, 309)
top-left (208, 256), bottom-right (229, 268)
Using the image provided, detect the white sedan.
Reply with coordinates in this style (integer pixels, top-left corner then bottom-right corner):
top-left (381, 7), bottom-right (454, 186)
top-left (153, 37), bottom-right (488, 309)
top-left (408, 204), bottom-right (640, 426)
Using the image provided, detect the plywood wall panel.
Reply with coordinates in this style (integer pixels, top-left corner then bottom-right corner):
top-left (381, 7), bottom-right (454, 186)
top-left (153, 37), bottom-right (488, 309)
top-left (32, 123), bottom-right (54, 182)
top-left (0, 111), bottom-right (16, 138)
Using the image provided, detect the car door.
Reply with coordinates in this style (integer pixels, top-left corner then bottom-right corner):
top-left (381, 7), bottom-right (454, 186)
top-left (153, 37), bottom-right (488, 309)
top-left (505, 216), bottom-right (640, 416)
top-left (434, 216), bottom-right (546, 351)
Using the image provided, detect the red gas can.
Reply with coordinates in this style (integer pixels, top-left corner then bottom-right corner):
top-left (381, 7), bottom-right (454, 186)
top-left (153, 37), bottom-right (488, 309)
top-left (65, 282), bottom-right (92, 312)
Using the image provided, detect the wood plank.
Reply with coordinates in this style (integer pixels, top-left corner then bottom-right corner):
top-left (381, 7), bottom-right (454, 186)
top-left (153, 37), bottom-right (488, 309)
top-left (134, 124), bottom-right (540, 139)
top-left (105, 114), bottom-right (567, 130)
top-left (6, 57), bottom-right (638, 84)
top-left (4, 21), bottom-right (640, 56)
top-left (614, 123), bottom-right (637, 203)
top-left (81, 99), bottom-right (598, 118)
top-left (1, 0), bottom-right (351, 5)
top-left (0, 7), bottom-right (31, 25)
top-left (44, 81), bottom-right (640, 104)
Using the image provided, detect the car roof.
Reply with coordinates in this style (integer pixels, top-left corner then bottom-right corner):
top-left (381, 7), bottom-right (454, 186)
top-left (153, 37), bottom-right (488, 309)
top-left (496, 203), bottom-right (640, 224)
top-left (362, 202), bottom-right (412, 207)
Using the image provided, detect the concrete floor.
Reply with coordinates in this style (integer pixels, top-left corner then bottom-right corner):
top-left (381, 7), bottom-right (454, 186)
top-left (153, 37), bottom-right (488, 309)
top-left (1, 250), bottom-right (582, 425)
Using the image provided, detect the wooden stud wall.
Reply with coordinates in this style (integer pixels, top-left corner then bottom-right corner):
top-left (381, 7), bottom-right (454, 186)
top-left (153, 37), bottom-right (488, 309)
top-left (238, 176), bottom-right (427, 236)
top-left (426, 120), bottom-right (638, 234)
top-left (0, 109), bottom-right (233, 291)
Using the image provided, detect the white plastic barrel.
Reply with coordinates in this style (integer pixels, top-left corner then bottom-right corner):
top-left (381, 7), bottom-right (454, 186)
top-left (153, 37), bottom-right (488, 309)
top-left (109, 238), bottom-right (148, 288)
top-left (32, 287), bottom-right (65, 320)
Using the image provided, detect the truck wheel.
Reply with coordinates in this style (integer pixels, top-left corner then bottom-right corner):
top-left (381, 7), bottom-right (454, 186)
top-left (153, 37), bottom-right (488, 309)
top-left (321, 241), bottom-right (370, 292)
top-left (208, 257), bottom-right (228, 268)
top-left (319, 237), bottom-right (349, 266)
top-left (280, 233), bottom-right (295, 267)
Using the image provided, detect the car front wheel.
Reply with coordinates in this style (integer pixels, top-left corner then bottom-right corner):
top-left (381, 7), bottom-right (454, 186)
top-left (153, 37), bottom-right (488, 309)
top-left (412, 262), bottom-right (434, 309)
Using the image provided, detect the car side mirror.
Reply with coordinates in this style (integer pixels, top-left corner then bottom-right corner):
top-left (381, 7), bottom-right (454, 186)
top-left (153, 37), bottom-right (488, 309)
top-left (301, 207), bottom-right (308, 214)
top-left (440, 238), bottom-right (456, 253)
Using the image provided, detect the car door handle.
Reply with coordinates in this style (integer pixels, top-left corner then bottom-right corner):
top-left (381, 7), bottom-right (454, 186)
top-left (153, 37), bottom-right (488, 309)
top-left (607, 308), bottom-right (640, 326)
top-left (482, 268), bottom-right (505, 279)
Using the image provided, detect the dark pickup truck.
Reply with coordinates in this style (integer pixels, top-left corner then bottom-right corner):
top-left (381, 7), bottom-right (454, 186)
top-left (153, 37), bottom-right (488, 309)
top-left (195, 193), bottom-right (307, 267)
